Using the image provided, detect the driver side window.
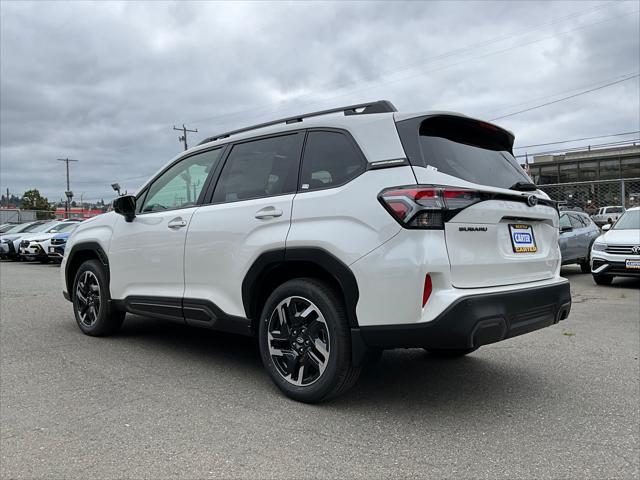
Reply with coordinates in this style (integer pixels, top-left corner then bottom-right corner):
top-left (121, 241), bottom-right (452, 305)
top-left (141, 148), bottom-right (222, 213)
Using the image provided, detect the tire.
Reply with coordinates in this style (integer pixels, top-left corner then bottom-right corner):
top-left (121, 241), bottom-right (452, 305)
top-left (424, 347), bottom-right (478, 358)
top-left (72, 259), bottom-right (125, 336)
top-left (258, 278), bottom-right (360, 403)
top-left (592, 274), bottom-right (613, 286)
top-left (579, 258), bottom-right (590, 273)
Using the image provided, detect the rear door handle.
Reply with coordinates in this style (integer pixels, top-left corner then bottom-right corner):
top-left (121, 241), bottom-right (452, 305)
top-left (255, 207), bottom-right (283, 219)
top-left (167, 218), bottom-right (187, 229)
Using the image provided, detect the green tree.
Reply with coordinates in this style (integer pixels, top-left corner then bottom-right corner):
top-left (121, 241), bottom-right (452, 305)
top-left (20, 189), bottom-right (55, 219)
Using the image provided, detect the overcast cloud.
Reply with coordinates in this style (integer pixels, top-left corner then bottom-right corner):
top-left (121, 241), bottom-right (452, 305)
top-left (1, 0), bottom-right (638, 203)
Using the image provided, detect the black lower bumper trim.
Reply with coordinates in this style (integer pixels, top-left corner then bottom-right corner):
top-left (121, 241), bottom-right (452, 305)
top-left (354, 282), bottom-right (571, 352)
top-left (592, 259), bottom-right (640, 278)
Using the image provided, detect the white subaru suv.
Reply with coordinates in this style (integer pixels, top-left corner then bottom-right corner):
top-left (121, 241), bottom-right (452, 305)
top-left (61, 100), bottom-right (571, 402)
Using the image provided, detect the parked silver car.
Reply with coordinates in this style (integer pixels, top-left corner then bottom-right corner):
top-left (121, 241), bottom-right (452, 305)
top-left (559, 211), bottom-right (601, 272)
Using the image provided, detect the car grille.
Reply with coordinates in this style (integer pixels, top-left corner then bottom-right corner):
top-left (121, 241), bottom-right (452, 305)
top-left (20, 240), bottom-right (30, 248)
top-left (604, 245), bottom-right (640, 255)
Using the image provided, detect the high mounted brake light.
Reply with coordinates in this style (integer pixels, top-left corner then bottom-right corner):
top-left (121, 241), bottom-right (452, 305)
top-left (379, 186), bottom-right (482, 229)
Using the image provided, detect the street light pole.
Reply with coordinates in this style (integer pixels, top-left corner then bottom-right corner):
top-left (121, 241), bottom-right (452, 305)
top-left (56, 158), bottom-right (79, 219)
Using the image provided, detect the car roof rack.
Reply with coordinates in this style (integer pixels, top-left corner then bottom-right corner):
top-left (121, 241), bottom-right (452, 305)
top-left (197, 100), bottom-right (397, 145)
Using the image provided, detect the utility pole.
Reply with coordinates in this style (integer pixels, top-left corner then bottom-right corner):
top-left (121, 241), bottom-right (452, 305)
top-left (173, 124), bottom-right (198, 151)
top-left (56, 158), bottom-right (79, 219)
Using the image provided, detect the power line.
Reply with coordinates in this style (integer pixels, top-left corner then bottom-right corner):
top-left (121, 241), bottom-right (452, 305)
top-left (173, 124), bottom-right (198, 151)
top-left (514, 131), bottom-right (640, 149)
top-left (514, 139), bottom-right (639, 158)
top-left (491, 73), bottom-right (640, 121)
top-left (486, 73), bottom-right (640, 117)
top-left (189, 5), bottom-right (637, 128)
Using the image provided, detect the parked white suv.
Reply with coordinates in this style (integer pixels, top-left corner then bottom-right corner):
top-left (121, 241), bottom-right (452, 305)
top-left (591, 206), bottom-right (640, 285)
top-left (61, 101), bottom-right (571, 402)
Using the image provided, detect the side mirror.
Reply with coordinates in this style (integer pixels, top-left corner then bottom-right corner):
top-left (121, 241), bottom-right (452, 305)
top-left (602, 223), bottom-right (612, 231)
top-left (113, 195), bottom-right (136, 222)
top-left (560, 226), bottom-right (573, 233)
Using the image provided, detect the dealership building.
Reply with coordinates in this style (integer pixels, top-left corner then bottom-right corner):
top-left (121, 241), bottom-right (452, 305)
top-left (526, 143), bottom-right (640, 211)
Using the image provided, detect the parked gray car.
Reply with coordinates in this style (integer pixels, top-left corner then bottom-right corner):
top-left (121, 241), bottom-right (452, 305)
top-left (559, 211), bottom-right (601, 273)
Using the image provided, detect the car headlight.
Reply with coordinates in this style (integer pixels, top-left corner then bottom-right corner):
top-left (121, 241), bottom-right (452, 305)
top-left (592, 242), bottom-right (607, 251)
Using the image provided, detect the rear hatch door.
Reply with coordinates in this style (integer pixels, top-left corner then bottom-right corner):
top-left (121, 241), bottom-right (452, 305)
top-left (396, 113), bottom-right (560, 288)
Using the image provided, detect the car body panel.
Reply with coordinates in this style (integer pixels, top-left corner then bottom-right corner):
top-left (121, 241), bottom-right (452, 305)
top-left (108, 208), bottom-right (198, 300)
top-left (591, 207), bottom-right (640, 278)
top-left (286, 167), bottom-right (414, 267)
top-left (559, 212), bottom-right (601, 264)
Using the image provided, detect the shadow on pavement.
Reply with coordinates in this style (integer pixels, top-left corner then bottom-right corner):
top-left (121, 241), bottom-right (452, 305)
top-left (561, 265), bottom-right (640, 289)
top-left (111, 314), bottom-right (554, 414)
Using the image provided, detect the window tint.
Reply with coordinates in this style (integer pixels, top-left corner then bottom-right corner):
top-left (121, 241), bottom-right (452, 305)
top-left (559, 214), bottom-right (571, 229)
top-left (577, 214), bottom-right (592, 227)
top-left (212, 134), bottom-right (303, 203)
top-left (396, 115), bottom-right (531, 190)
top-left (142, 148), bottom-right (222, 213)
top-left (568, 214), bottom-right (584, 229)
top-left (300, 131), bottom-right (365, 191)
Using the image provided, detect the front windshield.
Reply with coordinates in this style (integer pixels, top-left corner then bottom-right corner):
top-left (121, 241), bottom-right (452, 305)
top-left (3, 223), bottom-right (31, 234)
top-left (28, 221), bottom-right (58, 233)
top-left (20, 222), bottom-right (48, 233)
top-left (55, 222), bottom-right (79, 233)
top-left (46, 222), bottom-right (75, 233)
top-left (612, 210), bottom-right (640, 230)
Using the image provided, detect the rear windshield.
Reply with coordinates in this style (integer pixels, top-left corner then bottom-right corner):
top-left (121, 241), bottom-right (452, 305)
top-left (396, 115), bottom-right (531, 189)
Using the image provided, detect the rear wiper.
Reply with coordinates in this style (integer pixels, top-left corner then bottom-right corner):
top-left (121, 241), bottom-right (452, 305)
top-left (509, 181), bottom-right (538, 192)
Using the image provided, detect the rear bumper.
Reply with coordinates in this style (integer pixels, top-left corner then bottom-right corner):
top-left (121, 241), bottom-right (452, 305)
top-left (352, 281), bottom-right (571, 354)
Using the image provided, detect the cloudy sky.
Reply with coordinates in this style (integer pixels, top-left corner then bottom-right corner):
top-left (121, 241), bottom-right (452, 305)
top-left (1, 0), bottom-right (639, 204)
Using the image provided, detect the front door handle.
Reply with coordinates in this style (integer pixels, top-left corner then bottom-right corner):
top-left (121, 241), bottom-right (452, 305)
top-left (255, 207), bottom-right (283, 219)
top-left (168, 218), bottom-right (187, 229)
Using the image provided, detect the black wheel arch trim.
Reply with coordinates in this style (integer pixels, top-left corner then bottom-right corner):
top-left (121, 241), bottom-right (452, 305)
top-left (65, 242), bottom-right (110, 298)
top-left (242, 247), bottom-right (360, 328)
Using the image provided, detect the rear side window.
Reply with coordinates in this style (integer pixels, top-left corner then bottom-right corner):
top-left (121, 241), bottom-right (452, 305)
top-left (299, 131), bottom-right (365, 192)
top-left (559, 214), bottom-right (572, 229)
top-left (396, 115), bottom-right (530, 190)
top-left (568, 214), bottom-right (584, 229)
top-left (212, 133), bottom-right (303, 203)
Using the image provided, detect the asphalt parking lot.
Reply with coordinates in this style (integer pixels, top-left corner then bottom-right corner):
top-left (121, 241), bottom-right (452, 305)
top-left (0, 261), bottom-right (638, 479)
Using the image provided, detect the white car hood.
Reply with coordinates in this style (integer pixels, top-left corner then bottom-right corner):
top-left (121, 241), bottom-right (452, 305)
top-left (19, 232), bottom-right (57, 243)
top-left (601, 229), bottom-right (640, 245)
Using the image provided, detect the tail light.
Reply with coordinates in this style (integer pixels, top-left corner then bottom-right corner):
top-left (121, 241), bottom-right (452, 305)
top-left (379, 185), bottom-right (482, 229)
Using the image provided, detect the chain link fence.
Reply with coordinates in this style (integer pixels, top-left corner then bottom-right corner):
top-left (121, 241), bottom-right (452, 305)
top-left (538, 177), bottom-right (640, 214)
top-left (0, 209), bottom-right (39, 224)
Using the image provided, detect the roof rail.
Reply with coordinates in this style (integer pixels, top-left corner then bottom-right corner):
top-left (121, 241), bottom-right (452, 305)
top-left (197, 100), bottom-right (397, 146)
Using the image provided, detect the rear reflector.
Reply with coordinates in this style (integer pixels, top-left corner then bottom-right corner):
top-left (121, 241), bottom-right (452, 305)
top-left (422, 274), bottom-right (433, 307)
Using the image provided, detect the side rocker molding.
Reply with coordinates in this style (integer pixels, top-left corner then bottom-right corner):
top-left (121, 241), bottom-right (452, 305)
top-left (112, 296), bottom-right (252, 336)
top-left (242, 247), bottom-right (361, 328)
